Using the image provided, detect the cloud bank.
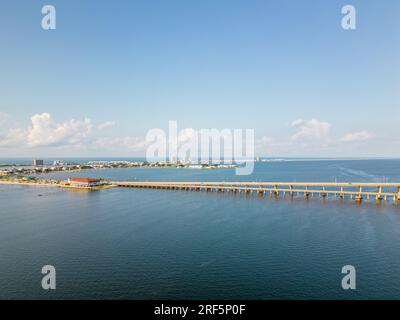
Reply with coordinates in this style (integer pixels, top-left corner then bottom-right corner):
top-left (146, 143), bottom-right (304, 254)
top-left (0, 114), bottom-right (379, 157)
top-left (27, 113), bottom-right (93, 147)
top-left (340, 131), bottom-right (376, 142)
top-left (291, 118), bottom-right (331, 141)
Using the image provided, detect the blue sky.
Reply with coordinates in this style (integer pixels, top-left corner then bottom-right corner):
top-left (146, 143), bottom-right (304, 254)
top-left (0, 0), bottom-right (399, 157)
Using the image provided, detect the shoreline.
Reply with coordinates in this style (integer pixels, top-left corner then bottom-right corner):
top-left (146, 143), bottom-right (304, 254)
top-left (0, 180), bottom-right (116, 191)
top-left (0, 162), bottom-right (240, 177)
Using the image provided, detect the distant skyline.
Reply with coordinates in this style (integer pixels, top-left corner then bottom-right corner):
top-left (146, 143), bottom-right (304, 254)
top-left (0, 0), bottom-right (399, 157)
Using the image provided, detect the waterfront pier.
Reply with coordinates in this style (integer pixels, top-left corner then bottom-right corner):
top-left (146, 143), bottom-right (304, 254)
top-left (114, 181), bottom-right (400, 205)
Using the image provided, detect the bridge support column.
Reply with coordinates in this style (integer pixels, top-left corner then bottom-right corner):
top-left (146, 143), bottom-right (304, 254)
top-left (304, 186), bottom-right (309, 199)
top-left (376, 186), bottom-right (383, 202)
top-left (356, 186), bottom-right (363, 203)
top-left (321, 186), bottom-right (327, 198)
top-left (273, 185), bottom-right (278, 197)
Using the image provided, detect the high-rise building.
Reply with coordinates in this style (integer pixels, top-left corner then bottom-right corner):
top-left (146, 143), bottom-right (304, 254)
top-left (33, 159), bottom-right (44, 167)
top-left (53, 160), bottom-right (64, 166)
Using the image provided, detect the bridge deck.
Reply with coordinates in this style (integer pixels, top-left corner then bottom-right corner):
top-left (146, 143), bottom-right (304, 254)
top-left (112, 181), bottom-right (400, 204)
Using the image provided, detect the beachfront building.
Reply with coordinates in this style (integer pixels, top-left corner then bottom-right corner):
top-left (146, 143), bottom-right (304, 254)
top-left (68, 178), bottom-right (102, 188)
top-left (33, 159), bottom-right (44, 167)
top-left (53, 160), bottom-right (65, 167)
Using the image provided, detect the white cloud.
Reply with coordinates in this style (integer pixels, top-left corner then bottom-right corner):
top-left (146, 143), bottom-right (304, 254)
top-left (340, 131), bottom-right (376, 142)
top-left (0, 113), bottom-right (147, 152)
top-left (291, 118), bottom-right (331, 141)
top-left (26, 113), bottom-right (93, 147)
top-left (97, 121), bottom-right (116, 130)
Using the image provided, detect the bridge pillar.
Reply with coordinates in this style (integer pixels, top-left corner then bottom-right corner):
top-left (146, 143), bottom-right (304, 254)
top-left (356, 186), bottom-right (363, 203)
top-left (376, 186), bottom-right (383, 201)
top-left (304, 186), bottom-right (309, 198)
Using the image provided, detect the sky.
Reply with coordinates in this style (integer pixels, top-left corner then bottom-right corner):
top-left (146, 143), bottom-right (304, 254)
top-left (0, 0), bottom-right (399, 158)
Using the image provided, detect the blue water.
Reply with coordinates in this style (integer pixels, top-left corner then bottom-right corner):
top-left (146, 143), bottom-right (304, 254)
top-left (1, 159), bottom-right (400, 299)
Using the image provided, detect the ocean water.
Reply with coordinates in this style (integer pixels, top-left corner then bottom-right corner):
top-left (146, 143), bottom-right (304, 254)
top-left (1, 159), bottom-right (400, 299)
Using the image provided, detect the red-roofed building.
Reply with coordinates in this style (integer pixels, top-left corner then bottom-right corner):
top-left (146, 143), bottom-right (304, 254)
top-left (68, 178), bottom-right (102, 188)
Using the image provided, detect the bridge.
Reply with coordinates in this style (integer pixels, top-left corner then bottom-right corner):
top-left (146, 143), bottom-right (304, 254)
top-left (113, 181), bottom-right (400, 204)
